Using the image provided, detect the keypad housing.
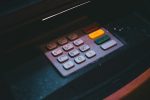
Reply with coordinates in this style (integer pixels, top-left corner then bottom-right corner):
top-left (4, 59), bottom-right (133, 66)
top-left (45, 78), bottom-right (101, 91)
top-left (41, 27), bottom-right (124, 77)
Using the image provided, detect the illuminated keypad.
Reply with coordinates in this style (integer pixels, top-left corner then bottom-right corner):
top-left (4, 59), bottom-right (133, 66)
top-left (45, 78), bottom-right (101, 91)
top-left (42, 26), bottom-right (123, 77)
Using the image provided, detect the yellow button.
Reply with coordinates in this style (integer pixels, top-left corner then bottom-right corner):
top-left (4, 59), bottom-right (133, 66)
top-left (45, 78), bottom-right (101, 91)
top-left (88, 29), bottom-right (105, 40)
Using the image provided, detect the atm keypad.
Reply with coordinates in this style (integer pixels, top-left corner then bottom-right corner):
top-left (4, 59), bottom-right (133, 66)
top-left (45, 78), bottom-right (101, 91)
top-left (41, 26), bottom-right (124, 77)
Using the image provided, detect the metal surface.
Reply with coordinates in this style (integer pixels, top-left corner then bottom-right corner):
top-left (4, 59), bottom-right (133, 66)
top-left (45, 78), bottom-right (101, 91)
top-left (43, 28), bottom-right (124, 77)
top-left (42, 1), bottom-right (91, 21)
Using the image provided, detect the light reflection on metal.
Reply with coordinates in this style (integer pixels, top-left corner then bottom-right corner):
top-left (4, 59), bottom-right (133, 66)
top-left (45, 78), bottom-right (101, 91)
top-left (42, 1), bottom-right (91, 21)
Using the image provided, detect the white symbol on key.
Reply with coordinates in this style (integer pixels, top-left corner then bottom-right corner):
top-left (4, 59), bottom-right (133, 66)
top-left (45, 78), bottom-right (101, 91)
top-left (74, 55), bottom-right (86, 64)
top-left (63, 43), bottom-right (74, 51)
top-left (51, 48), bottom-right (63, 56)
top-left (69, 49), bottom-right (80, 57)
top-left (79, 44), bottom-right (90, 52)
top-left (57, 55), bottom-right (69, 63)
top-left (63, 61), bottom-right (74, 70)
top-left (73, 39), bottom-right (84, 46)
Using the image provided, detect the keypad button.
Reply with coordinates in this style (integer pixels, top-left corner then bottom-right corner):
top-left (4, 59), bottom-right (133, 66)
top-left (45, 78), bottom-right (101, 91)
top-left (63, 61), bottom-right (74, 70)
top-left (101, 40), bottom-right (117, 50)
top-left (95, 35), bottom-right (110, 45)
top-left (88, 29), bottom-right (105, 40)
top-left (74, 55), bottom-right (86, 64)
top-left (83, 23), bottom-right (99, 33)
top-left (73, 39), bottom-right (84, 46)
top-left (57, 37), bottom-right (68, 45)
top-left (68, 33), bottom-right (78, 41)
top-left (63, 43), bottom-right (74, 51)
top-left (85, 50), bottom-right (96, 58)
top-left (57, 55), bottom-right (69, 63)
top-left (69, 49), bottom-right (80, 57)
top-left (46, 42), bottom-right (57, 50)
top-left (79, 44), bottom-right (90, 52)
top-left (51, 48), bottom-right (63, 56)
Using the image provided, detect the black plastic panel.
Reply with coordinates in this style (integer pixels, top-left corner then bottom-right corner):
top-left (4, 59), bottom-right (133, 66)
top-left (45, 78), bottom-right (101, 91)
top-left (0, 14), bottom-right (150, 100)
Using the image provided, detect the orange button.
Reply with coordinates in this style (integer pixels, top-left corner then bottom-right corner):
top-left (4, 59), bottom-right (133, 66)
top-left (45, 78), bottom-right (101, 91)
top-left (46, 42), bottom-right (57, 50)
top-left (88, 29), bottom-right (105, 40)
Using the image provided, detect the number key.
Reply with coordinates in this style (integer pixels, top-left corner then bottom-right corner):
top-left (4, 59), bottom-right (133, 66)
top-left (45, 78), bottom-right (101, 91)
top-left (68, 33), bottom-right (78, 41)
top-left (57, 55), bottom-right (69, 63)
top-left (74, 55), bottom-right (86, 64)
top-left (63, 43), bottom-right (74, 51)
top-left (69, 49), bottom-right (80, 57)
top-left (46, 42), bottom-right (57, 50)
top-left (57, 37), bottom-right (68, 45)
top-left (51, 48), bottom-right (63, 56)
top-left (79, 44), bottom-right (90, 52)
top-left (63, 61), bottom-right (74, 70)
top-left (73, 39), bottom-right (84, 46)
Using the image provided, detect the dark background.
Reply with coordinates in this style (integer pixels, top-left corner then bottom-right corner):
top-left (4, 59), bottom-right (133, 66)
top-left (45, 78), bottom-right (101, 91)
top-left (0, 0), bottom-right (150, 100)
